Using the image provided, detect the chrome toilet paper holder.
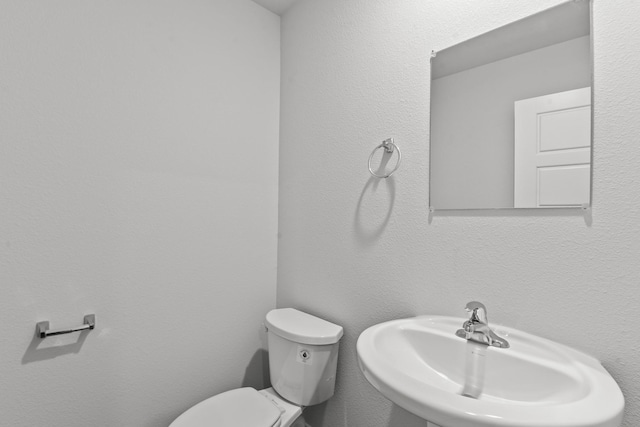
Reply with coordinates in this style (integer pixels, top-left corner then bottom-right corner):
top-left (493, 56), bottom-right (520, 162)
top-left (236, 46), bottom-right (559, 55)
top-left (37, 314), bottom-right (96, 339)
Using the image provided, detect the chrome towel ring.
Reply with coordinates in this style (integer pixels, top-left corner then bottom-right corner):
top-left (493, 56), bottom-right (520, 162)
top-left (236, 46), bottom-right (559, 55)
top-left (368, 138), bottom-right (401, 178)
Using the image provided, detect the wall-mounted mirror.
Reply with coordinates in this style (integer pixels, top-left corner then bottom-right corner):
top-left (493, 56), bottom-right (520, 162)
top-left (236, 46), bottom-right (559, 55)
top-left (429, 0), bottom-right (592, 210)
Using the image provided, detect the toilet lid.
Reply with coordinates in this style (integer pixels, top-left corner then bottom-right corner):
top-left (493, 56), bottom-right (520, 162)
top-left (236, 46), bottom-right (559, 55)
top-left (169, 387), bottom-right (282, 427)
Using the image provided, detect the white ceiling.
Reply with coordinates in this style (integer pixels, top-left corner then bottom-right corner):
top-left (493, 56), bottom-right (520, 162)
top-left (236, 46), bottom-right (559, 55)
top-left (251, 0), bottom-right (299, 16)
top-left (432, 0), bottom-right (590, 79)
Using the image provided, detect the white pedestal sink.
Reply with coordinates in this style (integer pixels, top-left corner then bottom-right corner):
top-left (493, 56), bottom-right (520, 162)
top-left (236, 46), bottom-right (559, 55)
top-left (356, 315), bottom-right (624, 427)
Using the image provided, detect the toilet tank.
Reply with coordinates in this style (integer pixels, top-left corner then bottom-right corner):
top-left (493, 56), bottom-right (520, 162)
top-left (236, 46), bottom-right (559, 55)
top-left (265, 308), bottom-right (344, 406)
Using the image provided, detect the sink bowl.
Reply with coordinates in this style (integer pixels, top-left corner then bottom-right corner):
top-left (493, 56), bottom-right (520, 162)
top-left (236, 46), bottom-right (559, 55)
top-left (356, 315), bottom-right (624, 427)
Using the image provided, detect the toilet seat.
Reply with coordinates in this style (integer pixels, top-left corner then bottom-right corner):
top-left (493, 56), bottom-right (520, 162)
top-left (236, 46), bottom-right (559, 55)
top-left (169, 387), bottom-right (282, 427)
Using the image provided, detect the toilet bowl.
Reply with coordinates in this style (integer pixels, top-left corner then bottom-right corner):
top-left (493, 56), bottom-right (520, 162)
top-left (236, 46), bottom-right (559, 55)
top-left (169, 308), bottom-right (344, 427)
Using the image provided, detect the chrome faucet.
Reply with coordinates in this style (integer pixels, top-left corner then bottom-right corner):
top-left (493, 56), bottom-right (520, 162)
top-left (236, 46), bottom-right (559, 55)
top-left (455, 301), bottom-right (510, 349)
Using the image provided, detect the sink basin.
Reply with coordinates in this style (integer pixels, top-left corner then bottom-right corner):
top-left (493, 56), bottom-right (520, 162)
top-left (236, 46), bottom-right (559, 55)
top-left (356, 315), bottom-right (624, 427)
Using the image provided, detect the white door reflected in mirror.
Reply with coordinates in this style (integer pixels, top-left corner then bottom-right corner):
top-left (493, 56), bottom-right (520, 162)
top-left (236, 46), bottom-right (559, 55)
top-left (514, 87), bottom-right (591, 208)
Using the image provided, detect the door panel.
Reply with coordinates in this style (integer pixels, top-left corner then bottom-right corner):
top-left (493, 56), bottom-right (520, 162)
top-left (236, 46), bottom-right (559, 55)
top-left (538, 164), bottom-right (591, 206)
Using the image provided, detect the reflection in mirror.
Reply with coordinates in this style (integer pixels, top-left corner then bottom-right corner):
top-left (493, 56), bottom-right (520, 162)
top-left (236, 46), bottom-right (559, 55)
top-left (429, 0), bottom-right (592, 210)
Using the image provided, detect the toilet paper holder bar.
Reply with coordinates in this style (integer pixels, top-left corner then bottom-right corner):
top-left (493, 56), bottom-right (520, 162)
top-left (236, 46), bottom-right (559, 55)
top-left (37, 314), bottom-right (96, 339)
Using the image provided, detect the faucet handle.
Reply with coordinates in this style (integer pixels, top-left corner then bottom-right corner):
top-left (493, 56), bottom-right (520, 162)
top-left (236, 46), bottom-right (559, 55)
top-left (465, 301), bottom-right (488, 324)
top-left (463, 321), bottom-right (474, 339)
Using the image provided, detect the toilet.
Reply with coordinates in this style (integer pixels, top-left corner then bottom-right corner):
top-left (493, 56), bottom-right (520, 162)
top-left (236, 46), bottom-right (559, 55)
top-left (169, 308), bottom-right (344, 427)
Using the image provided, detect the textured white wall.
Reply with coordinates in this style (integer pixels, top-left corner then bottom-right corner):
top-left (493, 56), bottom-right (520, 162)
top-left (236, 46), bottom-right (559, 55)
top-left (0, 1), bottom-right (279, 426)
top-left (278, 1), bottom-right (640, 426)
